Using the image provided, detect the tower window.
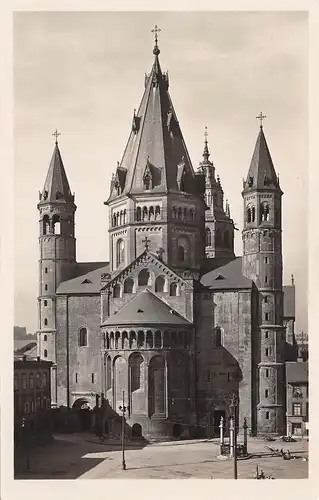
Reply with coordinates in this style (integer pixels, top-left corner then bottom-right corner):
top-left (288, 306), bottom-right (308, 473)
top-left (45, 284), bottom-right (48, 291)
top-left (43, 215), bottom-right (50, 235)
top-left (266, 411), bottom-right (269, 420)
top-left (91, 373), bottom-right (95, 384)
top-left (265, 257), bottom-right (268, 264)
top-left (177, 245), bottom-right (185, 262)
top-left (265, 313), bottom-right (269, 321)
top-left (265, 369), bottom-right (269, 378)
top-left (265, 348), bottom-right (270, 356)
top-left (143, 174), bottom-right (152, 190)
top-left (265, 331), bottom-right (269, 339)
top-left (76, 373), bottom-right (78, 383)
top-left (205, 228), bottom-right (212, 247)
top-left (264, 295), bottom-right (268, 303)
top-left (44, 318), bottom-right (48, 326)
top-left (44, 300), bottom-right (47, 306)
top-left (79, 327), bottom-right (88, 347)
top-left (265, 389), bottom-right (268, 398)
top-left (265, 276), bottom-right (268, 284)
top-left (215, 327), bottom-right (222, 347)
top-left (44, 334), bottom-right (47, 341)
top-left (260, 203), bottom-right (270, 222)
top-left (247, 207), bottom-right (251, 223)
top-left (251, 206), bottom-right (256, 222)
top-left (45, 267), bottom-right (48, 273)
top-left (116, 238), bottom-right (125, 267)
top-left (44, 349), bottom-right (48, 358)
top-left (52, 214), bottom-right (61, 235)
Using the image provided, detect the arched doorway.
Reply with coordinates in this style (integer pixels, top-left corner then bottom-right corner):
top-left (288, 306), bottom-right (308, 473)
top-left (72, 399), bottom-right (92, 431)
top-left (173, 423), bottom-right (182, 438)
top-left (132, 423), bottom-right (142, 438)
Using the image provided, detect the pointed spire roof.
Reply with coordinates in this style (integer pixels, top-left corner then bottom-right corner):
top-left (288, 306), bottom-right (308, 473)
top-left (106, 30), bottom-right (198, 201)
top-left (39, 139), bottom-right (74, 205)
top-left (244, 124), bottom-right (281, 192)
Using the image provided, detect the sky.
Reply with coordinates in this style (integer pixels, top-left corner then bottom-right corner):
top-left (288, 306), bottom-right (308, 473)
top-left (14, 11), bottom-right (308, 334)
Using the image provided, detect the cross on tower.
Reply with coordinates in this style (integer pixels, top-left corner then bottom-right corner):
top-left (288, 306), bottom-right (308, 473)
top-left (52, 129), bottom-right (61, 144)
top-left (142, 236), bottom-right (151, 250)
top-left (256, 112), bottom-right (266, 128)
top-left (204, 126), bottom-right (208, 142)
top-left (151, 24), bottom-right (161, 46)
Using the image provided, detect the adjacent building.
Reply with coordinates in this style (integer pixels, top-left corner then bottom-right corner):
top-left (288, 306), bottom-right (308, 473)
top-left (285, 361), bottom-right (308, 437)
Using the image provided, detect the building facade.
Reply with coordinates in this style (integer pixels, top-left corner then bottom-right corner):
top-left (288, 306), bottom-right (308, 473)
top-left (36, 34), bottom-right (295, 439)
top-left (285, 361), bottom-right (308, 437)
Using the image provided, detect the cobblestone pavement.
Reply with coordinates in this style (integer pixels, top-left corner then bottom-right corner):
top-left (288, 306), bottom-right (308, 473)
top-left (15, 434), bottom-right (309, 480)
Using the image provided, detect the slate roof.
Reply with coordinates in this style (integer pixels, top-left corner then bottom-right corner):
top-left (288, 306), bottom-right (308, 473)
top-left (101, 289), bottom-right (191, 327)
top-left (285, 362), bottom-right (308, 384)
top-left (106, 43), bottom-right (199, 202)
top-left (56, 263), bottom-right (110, 294)
top-left (38, 143), bottom-right (75, 205)
top-left (200, 257), bottom-right (253, 290)
top-left (243, 126), bottom-right (282, 193)
top-left (283, 285), bottom-right (295, 318)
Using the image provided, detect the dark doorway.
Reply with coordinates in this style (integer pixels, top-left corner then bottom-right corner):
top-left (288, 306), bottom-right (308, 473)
top-left (132, 423), bottom-right (142, 438)
top-left (72, 399), bottom-right (92, 431)
top-left (213, 410), bottom-right (226, 436)
top-left (173, 423), bottom-right (182, 438)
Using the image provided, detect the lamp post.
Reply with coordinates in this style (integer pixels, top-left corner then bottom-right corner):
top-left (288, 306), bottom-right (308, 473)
top-left (243, 417), bottom-right (248, 456)
top-left (229, 394), bottom-right (238, 480)
top-left (119, 390), bottom-right (129, 471)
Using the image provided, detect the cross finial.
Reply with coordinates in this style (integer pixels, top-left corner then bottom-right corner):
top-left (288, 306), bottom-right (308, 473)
top-left (256, 112), bottom-right (266, 128)
top-left (142, 236), bottom-right (151, 250)
top-left (52, 129), bottom-right (61, 144)
top-left (151, 24), bottom-right (161, 46)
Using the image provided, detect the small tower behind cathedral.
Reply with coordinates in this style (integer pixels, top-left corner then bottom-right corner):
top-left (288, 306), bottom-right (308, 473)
top-left (242, 115), bottom-right (285, 435)
top-left (199, 128), bottom-right (235, 261)
top-left (37, 132), bottom-right (76, 407)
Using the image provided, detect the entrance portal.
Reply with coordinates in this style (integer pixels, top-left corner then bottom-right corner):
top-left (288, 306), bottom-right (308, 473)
top-left (213, 410), bottom-right (226, 436)
top-left (132, 423), bottom-right (142, 438)
top-left (72, 399), bottom-right (92, 431)
top-left (173, 423), bottom-right (182, 438)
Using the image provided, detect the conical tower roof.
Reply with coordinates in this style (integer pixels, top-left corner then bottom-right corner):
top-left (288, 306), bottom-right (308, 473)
top-left (39, 140), bottom-right (74, 205)
top-left (107, 37), bottom-right (198, 201)
top-left (243, 125), bottom-right (281, 193)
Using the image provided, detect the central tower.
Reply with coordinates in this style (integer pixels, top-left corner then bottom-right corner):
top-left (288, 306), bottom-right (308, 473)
top-left (105, 31), bottom-right (206, 275)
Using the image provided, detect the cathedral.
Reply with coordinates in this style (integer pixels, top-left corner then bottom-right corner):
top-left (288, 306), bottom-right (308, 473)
top-left (36, 31), bottom-right (295, 439)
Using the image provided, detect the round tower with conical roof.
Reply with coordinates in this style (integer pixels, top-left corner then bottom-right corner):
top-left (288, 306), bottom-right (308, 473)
top-left (242, 119), bottom-right (285, 435)
top-left (37, 134), bottom-right (76, 407)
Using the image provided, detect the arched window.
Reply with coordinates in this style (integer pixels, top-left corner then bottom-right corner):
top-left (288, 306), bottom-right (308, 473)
top-left (205, 228), bottom-right (212, 246)
top-left (251, 206), bottom-right (256, 222)
top-left (136, 206), bottom-right (141, 221)
top-left (116, 212), bottom-right (120, 226)
top-left (138, 269), bottom-right (150, 286)
top-left (149, 356), bottom-right (166, 415)
top-left (52, 214), bottom-right (61, 235)
top-left (44, 318), bottom-right (48, 326)
top-left (144, 174), bottom-right (152, 190)
top-left (44, 300), bottom-right (47, 306)
top-left (106, 356), bottom-right (112, 391)
top-left (137, 331), bottom-right (144, 348)
top-left (215, 327), bottom-right (222, 347)
top-left (177, 208), bottom-right (182, 220)
top-left (149, 206), bottom-right (154, 220)
top-left (130, 353), bottom-right (144, 391)
top-left (260, 203), bottom-right (270, 222)
top-left (172, 206), bottom-right (177, 219)
top-left (146, 331), bottom-right (153, 348)
top-left (112, 214), bottom-right (117, 227)
top-left (120, 210), bottom-right (124, 225)
top-left (183, 208), bottom-right (188, 220)
top-left (116, 239), bottom-right (125, 267)
top-left (113, 284), bottom-right (121, 298)
top-left (189, 208), bottom-right (194, 221)
top-left (123, 209), bottom-right (127, 224)
top-left (44, 284), bottom-right (48, 291)
top-left (142, 206), bottom-right (148, 221)
top-left (124, 278), bottom-right (134, 294)
top-left (43, 334), bottom-right (47, 341)
top-left (170, 282), bottom-right (178, 296)
top-left (43, 215), bottom-right (50, 235)
top-left (247, 207), bottom-right (251, 223)
top-left (45, 267), bottom-right (48, 274)
top-left (44, 349), bottom-right (48, 358)
top-left (155, 276), bottom-right (165, 293)
top-left (79, 327), bottom-right (88, 347)
top-left (177, 246), bottom-right (185, 261)
top-left (154, 331), bottom-right (162, 348)
top-left (155, 206), bottom-right (161, 220)
top-left (224, 231), bottom-right (230, 248)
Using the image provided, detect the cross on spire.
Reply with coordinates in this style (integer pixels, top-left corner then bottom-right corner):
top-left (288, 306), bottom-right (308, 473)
top-left (151, 24), bottom-right (161, 45)
top-left (142, 236), bottom-right (151, 250)
top-left (256, 112), bottom-right (266, 128)
top-left (52, 129), bottom-right (61, 144)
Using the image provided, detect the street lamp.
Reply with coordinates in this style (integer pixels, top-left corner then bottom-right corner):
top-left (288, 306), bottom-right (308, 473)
top-left (229, 393), bottom-right (238, 480)
top-left (119, 390), bottom-right (129, 471)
